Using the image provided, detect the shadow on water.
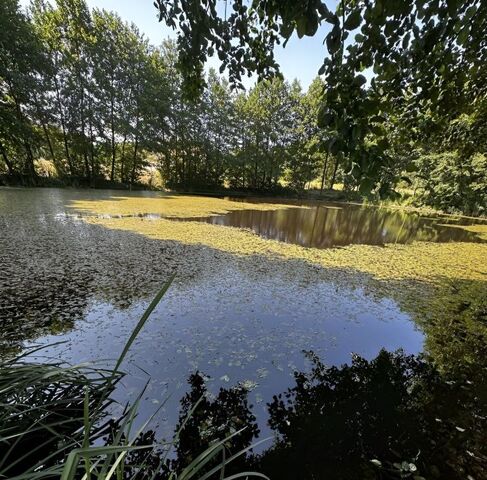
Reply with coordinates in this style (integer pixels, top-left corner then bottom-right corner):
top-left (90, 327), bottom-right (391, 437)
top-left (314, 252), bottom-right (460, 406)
top-left (4, 345), bottom-right (486, 479)
top-left (183, 204), bottom-right (486, 248)
top-left (153, 285), bottom-right (485, 480)
top-left (4, 281), bottom-right (483, 479)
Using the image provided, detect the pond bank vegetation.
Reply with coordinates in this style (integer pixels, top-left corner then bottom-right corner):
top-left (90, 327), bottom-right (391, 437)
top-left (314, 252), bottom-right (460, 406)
top-left (2, 0), bottom-right (486, 216)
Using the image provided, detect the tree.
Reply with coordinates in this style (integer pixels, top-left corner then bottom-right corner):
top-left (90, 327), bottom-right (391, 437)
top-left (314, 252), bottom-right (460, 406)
top-left (153, 0), bottom-right (487, 194)
top-left (0, 0), bottom-right (48, 180)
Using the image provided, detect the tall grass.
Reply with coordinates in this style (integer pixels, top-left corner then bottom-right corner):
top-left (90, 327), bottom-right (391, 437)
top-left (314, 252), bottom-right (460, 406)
top-left (0, 275), bottom-right (268, 480)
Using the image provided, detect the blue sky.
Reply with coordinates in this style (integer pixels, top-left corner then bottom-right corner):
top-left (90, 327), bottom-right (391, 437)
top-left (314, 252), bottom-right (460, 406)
top-left (20, 0), bottom-right (337, 91)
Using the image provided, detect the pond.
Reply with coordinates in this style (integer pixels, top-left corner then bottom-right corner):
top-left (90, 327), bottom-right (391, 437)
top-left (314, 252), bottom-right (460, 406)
top-left (184, 198), bottom-right (485, 248)
top-left (1, 187), bottom-right (486, 473)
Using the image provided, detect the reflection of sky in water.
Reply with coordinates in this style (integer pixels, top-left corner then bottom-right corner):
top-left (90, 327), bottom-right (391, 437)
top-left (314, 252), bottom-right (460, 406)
top-left (28, 269), bottom-right (424, 441)
top-left (1, 188), bottom-right (439, 443)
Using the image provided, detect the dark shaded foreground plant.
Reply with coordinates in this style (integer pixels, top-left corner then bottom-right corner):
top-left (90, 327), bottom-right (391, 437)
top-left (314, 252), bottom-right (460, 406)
top-left (0, 276), bottom-right (268, 480)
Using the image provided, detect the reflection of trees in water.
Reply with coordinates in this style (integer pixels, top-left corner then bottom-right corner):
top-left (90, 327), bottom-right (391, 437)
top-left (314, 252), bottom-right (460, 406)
top-left (204, 206), bottom-right (484, 248)
top-left (420, 280), bottom-right (487, 382)
top-left (119, 346), bottom-right (486, 479)
top-left (172, 373), bottom-right (259, 476)
top-left (258, 350), bottom-right (486, 479)
top-left (171, 287), bottom-right (486, 478)
top-left (5, 343), bottom-right (487, 478)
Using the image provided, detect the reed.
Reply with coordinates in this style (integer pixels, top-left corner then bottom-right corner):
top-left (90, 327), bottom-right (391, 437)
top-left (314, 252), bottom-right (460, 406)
top-left (0, 275), bottom-right (267, 480)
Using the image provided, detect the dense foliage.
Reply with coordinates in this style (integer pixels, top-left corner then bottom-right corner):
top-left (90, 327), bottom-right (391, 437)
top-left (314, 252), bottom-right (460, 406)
top-left (1, 0), bottom-right (486, 213)
top-left (154, 0), bottom-right (487, 213)
top-left (0, 0), bottom-right (335, 193)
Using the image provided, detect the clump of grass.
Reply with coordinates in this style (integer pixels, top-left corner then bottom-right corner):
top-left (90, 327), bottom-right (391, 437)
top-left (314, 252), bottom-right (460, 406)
top-left (0, 275), bottom-right (267, 480)
top-left (0, 353), bottom-right (121, 478)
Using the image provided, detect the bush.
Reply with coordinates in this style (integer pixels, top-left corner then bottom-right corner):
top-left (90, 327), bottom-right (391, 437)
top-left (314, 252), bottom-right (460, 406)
top-left (413, 151), bottom-right (487, 215)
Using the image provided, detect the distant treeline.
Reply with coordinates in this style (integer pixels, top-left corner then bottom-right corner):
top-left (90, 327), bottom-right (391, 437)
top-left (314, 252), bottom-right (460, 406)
top-left (1, 0), bottom-right (486, 214)
top-left (0, 0), bottom-right (334, 193)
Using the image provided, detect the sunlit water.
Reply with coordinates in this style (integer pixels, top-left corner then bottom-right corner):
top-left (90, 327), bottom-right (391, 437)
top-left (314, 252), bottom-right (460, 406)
top-left (1, 187), bottom-right (483, 441)
top-left (189, 199), bottom-right (484, 247)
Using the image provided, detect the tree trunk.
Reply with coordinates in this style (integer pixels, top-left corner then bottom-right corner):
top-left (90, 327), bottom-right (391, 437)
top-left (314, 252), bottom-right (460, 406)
top-left (88, 106), bottom-right (96, 187)
top-left (329, 157), bottom-right (339, 190)
top-left (120, 133), bottom-right (127, 183)
top-left (41, 123), bottom-right (56, 163)
top-left (34, 95), bottom-right (56, 163)
top-left (53, 75), bottom-right (73, 175)
top-left (79, 82), bottom-right (90, 181)
top-left (130, 134), bottom-right (139, 186)
top-left (110, 90), bottom-right (116, 182)
top-left (9, 84), bottom-right (36, 181)
top-left (23, 140), bottom-right (36, 181)
top-left (0, 141), bottom-right (14, 175)
top-left (131, 113), bottom-right (140, 186)
top-left (320, 150), bottom-right (330, 193)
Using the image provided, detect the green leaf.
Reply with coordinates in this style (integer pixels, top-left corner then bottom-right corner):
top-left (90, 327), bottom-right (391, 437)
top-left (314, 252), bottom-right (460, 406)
top-left (326, 29), bottom-right (341, 54)
top-left (457, 26), bottom-right (469, 46)
top-left (359, 177), bottom-right (374, 194)
top-left (353, 74), bottom-right (367, 87)
top-left (296, 17), bottom-right (307, 38)
top-left (404, 162), bottom-right (417, 173)
top-left (446, 0), bottom-right (458, 15)
top-left (344, 10), bottom-right (362, 31)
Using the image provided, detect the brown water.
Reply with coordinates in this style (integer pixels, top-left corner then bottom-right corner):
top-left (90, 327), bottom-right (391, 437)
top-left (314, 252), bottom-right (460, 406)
top-left (187, 201), bottom-right (484, 248)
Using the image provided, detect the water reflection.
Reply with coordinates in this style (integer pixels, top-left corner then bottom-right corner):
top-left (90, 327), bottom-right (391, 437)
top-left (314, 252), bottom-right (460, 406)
top-left (162, 349), bottom-right (486, 480)
top-left (1, 187), bottom-right (486, 479)
top-left (189, 204), bottom-right (485, 248)
top-left (256, 349), bottom-right (487, 480)
top-left (8, 348), bottom-right (485, 479)
top-left (24, 272), bottom-right (424, 443)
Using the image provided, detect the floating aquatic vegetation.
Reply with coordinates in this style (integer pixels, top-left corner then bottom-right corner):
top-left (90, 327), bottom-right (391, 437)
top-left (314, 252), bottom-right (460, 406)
top-left (69, 192), bottom-right (486, 285)
top-left (75, 214), bottom-right (486, 325)
top-left (1, 188), bottom-right (486, 477)
top-left (71, 194), bottom-right (298, 219)
top-left (65, 194), bottom-right (487, 365)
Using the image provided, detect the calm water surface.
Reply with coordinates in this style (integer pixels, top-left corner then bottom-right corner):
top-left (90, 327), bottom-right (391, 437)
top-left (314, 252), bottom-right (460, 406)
top-left (190, 198), bottom-right (485, 248)
top-left (0, 187), bottom-right (483, 441)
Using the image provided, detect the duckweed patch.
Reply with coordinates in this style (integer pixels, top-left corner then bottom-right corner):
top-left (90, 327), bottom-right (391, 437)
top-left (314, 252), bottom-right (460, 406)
top-left (72, 197), bottom-right (487, 338)
top-left (71, 194), bottom-right (298, 218)
top-left (84, 216), bottom-right (486, 288)
top-left (71, 194), bottom-right (486, 286)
